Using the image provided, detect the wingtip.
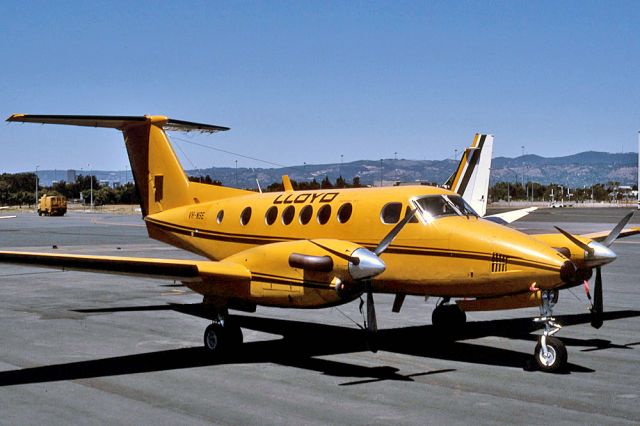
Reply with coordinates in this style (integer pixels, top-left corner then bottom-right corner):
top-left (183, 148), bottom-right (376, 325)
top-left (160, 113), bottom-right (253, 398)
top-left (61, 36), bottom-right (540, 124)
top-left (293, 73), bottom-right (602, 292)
top-left (6, 113), bottom-right (25, 122)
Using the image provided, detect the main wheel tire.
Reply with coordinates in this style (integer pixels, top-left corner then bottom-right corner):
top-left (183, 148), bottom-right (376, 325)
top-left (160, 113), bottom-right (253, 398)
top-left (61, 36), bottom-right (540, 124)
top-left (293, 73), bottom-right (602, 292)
top-left (203, 322), bottom-right (244, 355)
top-left (432, 304), bottom-right (467, 331)
top-left (203, 323), bottom-right (225, 353)
top-left (534, 336), bottom-right (568, 373)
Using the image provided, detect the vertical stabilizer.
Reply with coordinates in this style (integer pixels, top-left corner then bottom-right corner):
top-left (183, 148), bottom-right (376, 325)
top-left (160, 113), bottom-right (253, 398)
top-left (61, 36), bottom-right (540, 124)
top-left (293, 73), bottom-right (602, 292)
top-left (444, 134), bottom-right (493, 216)
top-left (6, 114), bottom-right (251, 216)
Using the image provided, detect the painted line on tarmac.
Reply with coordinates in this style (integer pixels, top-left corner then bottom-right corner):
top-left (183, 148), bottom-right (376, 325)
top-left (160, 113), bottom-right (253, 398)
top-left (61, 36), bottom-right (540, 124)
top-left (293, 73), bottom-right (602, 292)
top-left (91, 218), bottom-right (145, 227)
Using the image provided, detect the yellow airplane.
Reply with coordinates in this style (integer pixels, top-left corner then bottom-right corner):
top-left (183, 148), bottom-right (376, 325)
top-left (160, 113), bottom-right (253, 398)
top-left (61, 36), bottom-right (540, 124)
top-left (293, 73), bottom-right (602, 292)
top-left (2, 114), bottom-right (637, 373)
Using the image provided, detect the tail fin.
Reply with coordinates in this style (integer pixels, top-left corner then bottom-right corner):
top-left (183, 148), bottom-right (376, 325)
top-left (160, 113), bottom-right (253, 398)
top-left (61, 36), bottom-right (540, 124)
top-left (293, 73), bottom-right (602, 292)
top-left (7, 114), bottom-right (250, 216)
top-left (444, 133), bottom-right (493, 217)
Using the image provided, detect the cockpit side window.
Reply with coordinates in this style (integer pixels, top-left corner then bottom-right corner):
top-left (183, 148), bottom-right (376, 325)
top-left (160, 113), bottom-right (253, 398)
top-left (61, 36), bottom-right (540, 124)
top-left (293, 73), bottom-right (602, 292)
top-left (413, 195), bottom-right (478, 222)
top-left (415, 196), bottom-right (456, 218)
top-left (447, 195), bottom-right (478, 216)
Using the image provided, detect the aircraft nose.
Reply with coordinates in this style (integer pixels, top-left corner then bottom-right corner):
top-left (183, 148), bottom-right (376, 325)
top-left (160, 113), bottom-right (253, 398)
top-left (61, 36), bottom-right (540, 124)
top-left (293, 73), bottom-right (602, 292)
top-left (586, 241), bottom-right (617, 267)
top-left (348, 248), bottom-right (386, 280)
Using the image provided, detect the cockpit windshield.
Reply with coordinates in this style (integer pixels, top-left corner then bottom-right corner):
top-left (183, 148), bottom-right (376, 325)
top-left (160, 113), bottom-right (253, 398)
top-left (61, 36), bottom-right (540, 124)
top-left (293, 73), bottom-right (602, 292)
top-left (413, 195), bottom-right (478, 222)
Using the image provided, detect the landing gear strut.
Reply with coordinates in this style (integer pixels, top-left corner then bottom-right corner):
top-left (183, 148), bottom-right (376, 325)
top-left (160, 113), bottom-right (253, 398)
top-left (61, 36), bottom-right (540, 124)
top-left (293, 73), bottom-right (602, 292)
top-left (203, 309), bottom-right (243, 355)
top-left (533, 290), bottom-right (567, 373)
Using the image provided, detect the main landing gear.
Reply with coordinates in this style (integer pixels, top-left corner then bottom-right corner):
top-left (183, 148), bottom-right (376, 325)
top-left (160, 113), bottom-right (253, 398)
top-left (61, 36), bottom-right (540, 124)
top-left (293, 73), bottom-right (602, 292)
top-left (533, 290), bottom-right (567, 373)
top-left (431, 299), bottom-right (466, 333)
top-left (203, 309), bottom-right (243, 356)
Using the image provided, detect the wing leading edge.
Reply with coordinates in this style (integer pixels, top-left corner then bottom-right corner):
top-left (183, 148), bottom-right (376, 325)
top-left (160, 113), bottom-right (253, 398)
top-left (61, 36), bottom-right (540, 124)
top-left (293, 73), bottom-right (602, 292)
top-left (6, 114), bottom-right (229, 133)
top-left (0, 251), bottom-right (249, 283)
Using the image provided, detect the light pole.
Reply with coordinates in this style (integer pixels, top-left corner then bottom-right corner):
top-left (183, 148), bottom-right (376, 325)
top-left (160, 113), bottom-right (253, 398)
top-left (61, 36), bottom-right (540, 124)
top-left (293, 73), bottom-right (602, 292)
top-left (89, 163), bottom-right (93, 210)
top-left (521, 145), bottom-right (525, 189)
top-left (35, 165), bottom-right (39, 213)
top-left (235, 160), bottom-right (238, 187)
top-left (380, 159), bottom-right (383, 187)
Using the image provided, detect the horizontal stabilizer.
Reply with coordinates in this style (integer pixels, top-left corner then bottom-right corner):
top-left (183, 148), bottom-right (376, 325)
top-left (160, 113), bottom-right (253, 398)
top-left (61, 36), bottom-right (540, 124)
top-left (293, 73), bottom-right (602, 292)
top-left (484, 207), bottom-right (538, 224)
top-left (7, 114), bottom-right (229, 133)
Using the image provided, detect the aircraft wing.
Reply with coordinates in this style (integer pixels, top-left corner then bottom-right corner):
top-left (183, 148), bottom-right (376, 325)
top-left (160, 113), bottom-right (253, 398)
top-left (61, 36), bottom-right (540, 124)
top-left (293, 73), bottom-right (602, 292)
top-left (0, 251), bottom-right (249, 283)
top-left (580, 227), bottom-right (640, 242)
top-left (483, 207), bottom-right (538, 225)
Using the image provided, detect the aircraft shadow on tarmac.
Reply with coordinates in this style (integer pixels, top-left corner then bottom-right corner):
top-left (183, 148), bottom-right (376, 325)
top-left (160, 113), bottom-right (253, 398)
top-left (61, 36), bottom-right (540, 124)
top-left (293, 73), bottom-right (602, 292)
top-left (1, 305), bottom-right (639, 387)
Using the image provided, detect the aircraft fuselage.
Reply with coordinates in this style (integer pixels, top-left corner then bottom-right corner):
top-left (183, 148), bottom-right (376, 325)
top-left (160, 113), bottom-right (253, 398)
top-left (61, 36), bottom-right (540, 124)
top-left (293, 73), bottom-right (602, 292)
top-left (146, 185), bottom-right (569, 308)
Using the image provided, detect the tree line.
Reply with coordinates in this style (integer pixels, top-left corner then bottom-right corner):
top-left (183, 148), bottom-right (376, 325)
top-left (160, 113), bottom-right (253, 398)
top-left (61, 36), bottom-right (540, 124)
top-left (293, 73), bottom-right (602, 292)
top-left (489, 181), bottom-right (638, 203)
top-left (0, 173), bottom-right (139, 206)
top-left (0, 172), bottom-right (636, 207)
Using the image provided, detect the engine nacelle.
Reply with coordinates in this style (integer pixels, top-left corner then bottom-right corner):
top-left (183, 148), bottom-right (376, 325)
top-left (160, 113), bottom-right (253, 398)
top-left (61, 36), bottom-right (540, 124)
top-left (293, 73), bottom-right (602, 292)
top-left (212, 239), bottom-right (383, 308)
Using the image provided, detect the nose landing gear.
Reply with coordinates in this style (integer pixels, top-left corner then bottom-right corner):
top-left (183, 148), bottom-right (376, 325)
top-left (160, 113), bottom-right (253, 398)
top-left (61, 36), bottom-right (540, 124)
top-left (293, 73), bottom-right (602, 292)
top-left (533, 290), bottom-right (567, 372)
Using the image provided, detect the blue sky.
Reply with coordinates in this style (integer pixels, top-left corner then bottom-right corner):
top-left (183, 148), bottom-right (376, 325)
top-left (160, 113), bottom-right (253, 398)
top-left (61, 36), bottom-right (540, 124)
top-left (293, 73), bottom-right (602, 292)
top-left (1, 1), bottom-right (639, 173)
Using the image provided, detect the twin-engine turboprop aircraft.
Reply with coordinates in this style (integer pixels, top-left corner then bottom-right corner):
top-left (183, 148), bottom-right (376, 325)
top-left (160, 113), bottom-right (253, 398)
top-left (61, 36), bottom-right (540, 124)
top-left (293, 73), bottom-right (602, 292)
top-left (3, 114), bottom-right (638, 373)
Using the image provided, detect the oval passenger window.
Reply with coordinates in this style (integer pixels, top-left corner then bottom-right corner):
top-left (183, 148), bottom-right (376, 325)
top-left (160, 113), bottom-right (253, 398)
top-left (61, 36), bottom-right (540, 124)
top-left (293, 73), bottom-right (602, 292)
top-left (265, 206), bottom-right (278, 225)
top-left (240, 207), bottom-right (252, 225)
top-left (337, 203), bottom-right (353, 223)
top-left (317, 204), bottom-right (332, 225)
top-left (282, 205), bottom-right (295, 225)
top-left (299, 205), bottom-right (313, 225)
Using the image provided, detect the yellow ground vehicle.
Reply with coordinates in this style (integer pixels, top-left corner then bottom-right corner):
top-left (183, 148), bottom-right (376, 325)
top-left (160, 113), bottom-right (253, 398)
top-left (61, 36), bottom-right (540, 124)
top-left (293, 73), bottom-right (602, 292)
top-left (38, 195), bottom-right (67, 216)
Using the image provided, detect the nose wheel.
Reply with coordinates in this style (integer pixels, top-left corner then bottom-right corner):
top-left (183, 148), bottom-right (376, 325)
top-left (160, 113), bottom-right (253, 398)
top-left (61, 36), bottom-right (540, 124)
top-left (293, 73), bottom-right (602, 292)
top-left (532, 290), bottom-right (567, 373)
top-left (534, 335), bottom-right (567, 372)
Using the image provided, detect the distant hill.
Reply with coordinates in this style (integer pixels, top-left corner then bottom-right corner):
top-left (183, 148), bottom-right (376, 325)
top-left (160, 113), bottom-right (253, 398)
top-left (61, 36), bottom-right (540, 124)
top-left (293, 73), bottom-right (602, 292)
top-left (32, 151), bottom-right (638, 189)
top-left (491, 152), bottom-right (637, 187)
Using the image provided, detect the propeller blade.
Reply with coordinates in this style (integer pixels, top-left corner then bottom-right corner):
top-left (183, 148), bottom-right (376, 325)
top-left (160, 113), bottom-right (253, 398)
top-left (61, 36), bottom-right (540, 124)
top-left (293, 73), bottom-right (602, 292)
top-left (374, 208), bottom-right (417, 256)
top-left (590, 267), bottom-right (603, 329)
top-left (602, 212), bottom-right (634, 247)
top-left (366, 284), bottom-right (378, 352)
top-left (309, 240), bottom-right (361, 265)
top-left (361, 208), bottom-right (416, 352)
top-left (554, 226), bottom-right (594, 256)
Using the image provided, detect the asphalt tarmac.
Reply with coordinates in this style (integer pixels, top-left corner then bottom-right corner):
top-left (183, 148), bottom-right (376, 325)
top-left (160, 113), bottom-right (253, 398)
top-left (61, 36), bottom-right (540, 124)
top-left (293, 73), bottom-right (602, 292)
top-left (0, 208), bottom-right (639, 424)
